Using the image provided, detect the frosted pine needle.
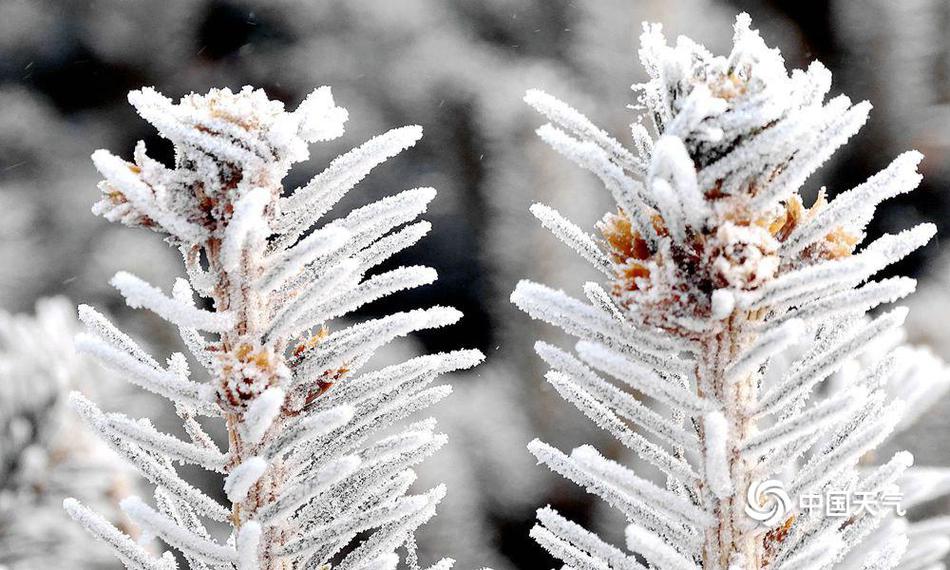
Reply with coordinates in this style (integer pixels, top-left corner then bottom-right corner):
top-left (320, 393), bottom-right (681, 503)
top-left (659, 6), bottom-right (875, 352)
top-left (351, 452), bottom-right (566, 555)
top-left (514, 13), bottom-right (950, 570)
top-left (65, 85), bottom-right (482, 569)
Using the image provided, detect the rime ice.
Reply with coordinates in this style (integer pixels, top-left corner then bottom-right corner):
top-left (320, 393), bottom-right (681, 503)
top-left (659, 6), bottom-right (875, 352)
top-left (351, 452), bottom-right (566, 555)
top-left (514, 13), bottom-right (950, 570)
top-left (65, 85), bottom-right (482, 569)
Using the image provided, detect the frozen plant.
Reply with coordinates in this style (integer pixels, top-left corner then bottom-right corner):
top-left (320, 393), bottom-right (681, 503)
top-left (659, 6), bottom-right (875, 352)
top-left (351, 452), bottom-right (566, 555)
top-left (513, 13), bottom-right (947, 570)
top-left (64, 85), bottom-right (482, 569)
top-left (0, 298), bottom-right (135, 569)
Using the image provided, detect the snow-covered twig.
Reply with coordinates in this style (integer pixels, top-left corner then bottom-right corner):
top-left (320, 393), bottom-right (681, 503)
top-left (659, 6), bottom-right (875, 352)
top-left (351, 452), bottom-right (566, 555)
top-left (515, 13), bottom-right (948, 570)
top-left (67, 86), bottom-right (482, 569)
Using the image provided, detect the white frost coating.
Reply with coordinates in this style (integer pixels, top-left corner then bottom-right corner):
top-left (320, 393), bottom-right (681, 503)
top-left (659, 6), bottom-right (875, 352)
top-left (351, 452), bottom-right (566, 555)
top-left (741, 388), bottom-right (862, 457)
top-left (122, 496), bottom-right (237, 565)
top-left (242, 388), bottom-right (285, 444)
top-left (421, 559), bottom-right (455, 570)
top-left (529, 525), bottom-right (613, 570)
top-left (530, 401), bottom-right (698, 487)
top-left (535, 124), bottom-right (651, 239)
top-left (221, 187), bottom-right (270, 273)
top-left (77, 303), bottom-right (161, 368)
top-left (516, 12), bottom-right (942, 570)
top-left (703, 411), bottom-right (733, 499)
top-left (772, 276), bottom-right (916, 328)
top-left (778, 531), bottom-right (843, 569)
top-left (530, 203), bottom-right (613, 276)
top-left (757, 308), bottom-right (908, 417)
top-left (101, 404), bottom-right (228, 470)
top-left (74, 334), bottom-right (213, 406)
top-left (258, 455), bottom-right (363, 523)
top-left (569, 444), bottom-right (712, 526)
top-left (751, 101), bottom-right (872, 209)
top-left (650, 135), bottom-right (708, 230)
top-left (293, 306), bottom-right (464, 381)
top-left (277, 126), bottom-right (424, 241)
top-left (91, 149), bottom-right (208, 244)
top-left (276, 491), bottom-right (432, 559)
top-left (74, 86), bottom-right (479, 568)
top-left (784, 151), bottom-right (924, 255)
top-left (575, 341), bottom-right (713, 414)
top-left (538, 344), bottom-right (698, 449)
top-left (791, 400), bottom-right (905, 497)
top-left (270, 404), bottom-right (355, 456)
top-left (110, 271), bottom-right (235, 332)
top-left (511, 280), bottom-right (690, 360)
top-left (535, 506), bottom-right (639, 570)
top-left (237, 521), bottom-right (263, 570)
top-left (292, 266), bottom-right (438, 331)
top-left (524, 88), bottom-right (643, 174)
top-left (266, 257), bottom-right (362, 341)
top-left (860, 534), bottom-right (908, 570)
top-left (355, 220), bottom-right (431, 274)
top-left (291, 85), bottom-right (349, 143)
top-left (258, 223), bottom-right (350, 292)
top-left (333, 485), bottom-right (445, 570)
top-left (626, 523), bottom-right (699, 570)
top-left (337, 186), bottom-right (437, 234)
top-left (271, 404), bottom-right (353, 453)
top-left (71, 391), bottom-right (229, 521)
top-left (359, 553), bottom-right (400, 570)
top-left (651, 178), bottom-right (687, 245)
top-left (64, 498), bottom-right (173, 570)
top-left (224, 457), bottom-right (268, 503)
top-left (583, 281), bottom-right (623, 321)
top-left (711, 289), bottom-right (735, 320)
top-left (726, 319), bottom-right (805, 383)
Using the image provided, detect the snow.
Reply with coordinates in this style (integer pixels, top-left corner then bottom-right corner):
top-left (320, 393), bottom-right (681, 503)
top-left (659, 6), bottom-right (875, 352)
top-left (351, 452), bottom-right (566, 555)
top-left (650, 135), bottom-right (709, 230)
top-left (237, 521), bottom-right (262, 570)
top-left (293, 86), bottom-right (349, 143)
top-left (224, 457), bottom-right (268, 503)
top-left (710, 289), bottom-right (735, 320)
top-left (221, 187), bottom-right (270, 274)
top-left (242, 388), bottom-right (285, 445)
top-left (702, 411), bottom-right (733, 499)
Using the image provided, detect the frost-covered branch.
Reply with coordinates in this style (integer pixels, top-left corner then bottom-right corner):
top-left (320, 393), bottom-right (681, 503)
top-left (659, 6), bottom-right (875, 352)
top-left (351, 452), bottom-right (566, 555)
top-left (514, 13), bottom-right (949, 570)
top-left (66, 86), bottom-right (482, 569)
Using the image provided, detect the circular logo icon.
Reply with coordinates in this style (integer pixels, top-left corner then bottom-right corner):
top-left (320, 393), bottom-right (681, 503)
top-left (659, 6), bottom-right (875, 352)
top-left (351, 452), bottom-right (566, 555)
top-left (745, 479), bottom-right (791, 527)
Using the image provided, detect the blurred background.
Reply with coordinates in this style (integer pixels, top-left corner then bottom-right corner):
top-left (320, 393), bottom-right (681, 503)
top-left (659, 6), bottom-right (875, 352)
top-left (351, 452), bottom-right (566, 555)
top-left (0, 1), bottom-right (948, 568)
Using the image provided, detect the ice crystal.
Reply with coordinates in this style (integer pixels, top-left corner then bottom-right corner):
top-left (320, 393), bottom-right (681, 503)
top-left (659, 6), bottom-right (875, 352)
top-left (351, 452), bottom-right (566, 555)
top-left (65, 85), bottom-right (482, 569)
top-left (514, 14), bottom-right (949, 570)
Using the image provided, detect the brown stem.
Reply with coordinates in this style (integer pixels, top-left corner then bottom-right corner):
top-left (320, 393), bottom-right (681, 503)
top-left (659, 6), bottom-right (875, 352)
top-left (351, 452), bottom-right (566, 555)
top-left (701, 313), bottom-right (762, 569)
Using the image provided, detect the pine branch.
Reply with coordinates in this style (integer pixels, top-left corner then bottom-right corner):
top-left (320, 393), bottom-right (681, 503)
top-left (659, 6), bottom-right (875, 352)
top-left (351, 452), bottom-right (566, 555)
top-left (67, 86), bottom-right (482, 569)
top-left (515, 13), bottom-right (947, 570)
